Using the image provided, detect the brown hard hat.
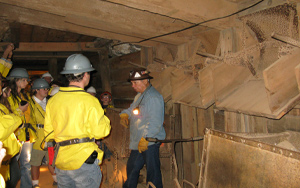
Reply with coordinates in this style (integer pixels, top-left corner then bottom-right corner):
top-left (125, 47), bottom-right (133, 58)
top-left (128, 68), bottom-right (153, 81)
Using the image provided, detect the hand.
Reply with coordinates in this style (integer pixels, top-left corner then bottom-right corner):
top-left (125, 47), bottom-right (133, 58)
top-left (18, 103), bottom-right (29, 113)
top-left (138, 137), bottom-right (149, 153)
top-left (120, 113), bottom-right (129, 128)
top-left (2, 43), bottom-right (14, 59)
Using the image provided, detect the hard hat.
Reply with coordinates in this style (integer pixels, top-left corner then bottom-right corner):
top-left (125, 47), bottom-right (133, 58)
top-left (100, 91), bottom-right (112, 99)
top-left (86, 86), bottom-right (96, 94)
top-left (32, 78), bottom-right (50, 90)
top-left (50, 86), bottom-right (60, 96)
top-left (7, 68), bottom-right (30, 80)
top-left (128, 68), bottom-right (153, 81)
top-left (42, 72), bottom-right (54, 81)
top-left (60, 54), bottom-right (95, 74)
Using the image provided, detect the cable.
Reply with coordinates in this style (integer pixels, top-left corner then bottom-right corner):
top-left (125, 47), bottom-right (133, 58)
top-left (112, 0), bottom-right (264, 47)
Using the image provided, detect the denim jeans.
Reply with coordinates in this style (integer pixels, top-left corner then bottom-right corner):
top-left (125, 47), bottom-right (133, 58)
top-left (55, 159), bottom-right (102, 188)
top-left (123, 143), bottom-right (163, 188)
top-left (19, 142), bottom-right (33, 188)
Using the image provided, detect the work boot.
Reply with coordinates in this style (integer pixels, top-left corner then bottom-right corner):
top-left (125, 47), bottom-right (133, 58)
top-left (53, 181), bottom-right (58, 186)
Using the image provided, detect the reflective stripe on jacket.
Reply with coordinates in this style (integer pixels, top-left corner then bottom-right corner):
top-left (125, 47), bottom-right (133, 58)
top-left (44, 87), bottom-right (111, 170)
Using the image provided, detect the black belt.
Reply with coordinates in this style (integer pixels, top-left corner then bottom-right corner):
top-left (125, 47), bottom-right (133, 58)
top-left (36, 124), bottom-right (44, 128)
top-left (58, 137), bottom-right (95, 146)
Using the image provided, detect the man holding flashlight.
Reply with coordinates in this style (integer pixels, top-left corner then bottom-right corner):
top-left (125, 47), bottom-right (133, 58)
top-left (120, 68), bottom-right (165, 188)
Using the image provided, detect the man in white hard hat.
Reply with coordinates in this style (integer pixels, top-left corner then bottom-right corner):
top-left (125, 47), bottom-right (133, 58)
top-left (86, 86), bottom-right (96, 96)
top-left (119, 68), bottom-right (165, 188)
top-left (44, 54), bottom-right (111, 188)
top-left (41, 72), bottom-right (53, 84)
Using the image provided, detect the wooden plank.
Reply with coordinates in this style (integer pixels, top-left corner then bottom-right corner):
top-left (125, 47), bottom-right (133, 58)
top-left (180, 105), bottom-right (196, 185)
top-left (295, 63), bottom-right (300, 91)
top-left (216, 80), bottom-right (274, 118)
top-left (47, 29), bottom-right (66, 42)
top-left (110, 52), bottom-right (140, 69)
top-left (213, 63), bottom-right (251, 103)
top-left (0, 0), bottom-right (205, 45)
top-left (140, 47), bottom-right (153, 67)
top-left (0, 3), bottom-right (160, 47)
top-left (31, 26), bottom-right (49, 42)
top-left (0, 42), bottom-right (102, 52)
top-left (263, 48), bottom-right (300, 113)
top-left (105, 0), bottom-right (237, 25)
top-left (198, 65), bottom-right (215, 108)
top-left (20, 24), bottom-right (33, 42)
top-left (171, 68), bottom-right (208, 107)
top-left (98, 48), bottom-right (111, 93)
top-left (48, 58), bottom-right (58, 80)
top-left (151, 67), bottom-right (175, 102)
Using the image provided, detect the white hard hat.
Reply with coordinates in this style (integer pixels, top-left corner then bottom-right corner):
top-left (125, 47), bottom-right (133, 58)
top-left (42, 72), bottom-right (54, 81)
top-left (50, 87), bottom-right (60, 96)
top-left (86, 86), bottom-right (96, 94)
top-left (60, 54), bottom-right (95, 74)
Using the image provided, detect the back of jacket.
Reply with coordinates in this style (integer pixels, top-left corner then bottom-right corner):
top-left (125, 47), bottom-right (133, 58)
top-left (44, 87), bottom-right (111, 170)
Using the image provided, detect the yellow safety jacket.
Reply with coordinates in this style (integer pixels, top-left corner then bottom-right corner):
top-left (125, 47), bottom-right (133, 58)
top-left (29, 98), bottom-right (46, 151)
top-left (44, 87), bottom-right (111, 170)
top-left (0, 104), bottom-right (22, 181)
top-left (0, 58), bottom-right (12, 78)
top-left (8, 94), bottom-right (36, 142)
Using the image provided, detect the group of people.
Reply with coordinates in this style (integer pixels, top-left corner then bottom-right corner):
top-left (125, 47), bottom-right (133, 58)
top-left (0, 43), bottom-right (166, 188)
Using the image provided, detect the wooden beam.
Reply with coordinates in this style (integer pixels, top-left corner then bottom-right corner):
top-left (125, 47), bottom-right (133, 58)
top-left (106, 0), bottom-right (238, 29)
top-left (0, 1), bottom-right (206, 46)
top-left (196, 51), bottom-right (223, 61)
top-left (263, 48), bottom-right (300, 113)
top-left (48, 58), bottom-right (58, 80)
top-left (98, 48), bottom-right (111, 93)
top-left (0, 42), bottom-right (102, 52)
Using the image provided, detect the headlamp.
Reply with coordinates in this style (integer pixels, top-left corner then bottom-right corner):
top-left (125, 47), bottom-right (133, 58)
top-left (133, 107), bottom-right (140, 115)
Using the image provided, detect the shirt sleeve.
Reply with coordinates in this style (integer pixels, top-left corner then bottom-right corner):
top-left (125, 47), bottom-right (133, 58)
top-left (0, 113), bottom-right (22, 141)
top-left (88, 100), bottom-right (111, 139)
top-left (143, 96), bottom-right (164, 138)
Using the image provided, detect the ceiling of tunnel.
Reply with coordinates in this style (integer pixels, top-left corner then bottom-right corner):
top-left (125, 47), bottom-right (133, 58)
top-left (0, 0), bottom-right (298, 71)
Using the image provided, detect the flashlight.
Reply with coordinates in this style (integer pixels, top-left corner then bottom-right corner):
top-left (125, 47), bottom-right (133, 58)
top-left (133, 107), bottom-right (140, 115)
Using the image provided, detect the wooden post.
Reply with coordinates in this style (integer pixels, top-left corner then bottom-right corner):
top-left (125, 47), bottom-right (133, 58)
top-left (98, 48), bottom-right (111, 93)
top-left (48, 58), bottom-right (58, 80)
top-left (141, 47), bottom-right (153, 67)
